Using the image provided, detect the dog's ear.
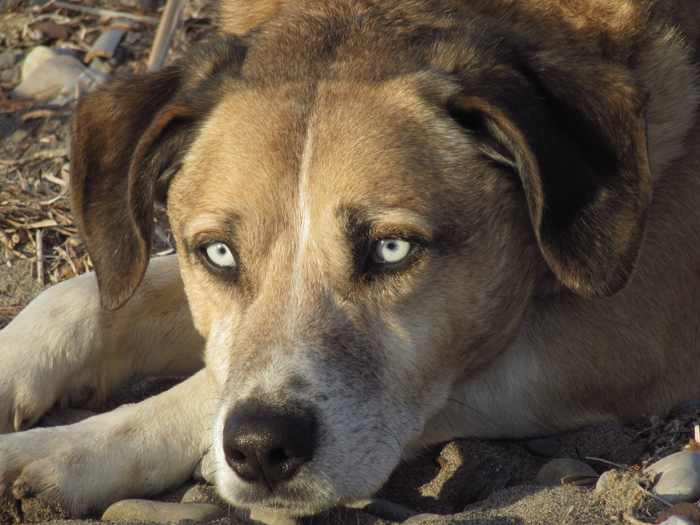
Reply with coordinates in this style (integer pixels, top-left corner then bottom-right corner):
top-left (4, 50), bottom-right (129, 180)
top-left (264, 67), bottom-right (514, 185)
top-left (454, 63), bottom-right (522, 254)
top-left (448, 52), bottom-right (652, 297)
top-left (71, 37), bottom-right (245, 310)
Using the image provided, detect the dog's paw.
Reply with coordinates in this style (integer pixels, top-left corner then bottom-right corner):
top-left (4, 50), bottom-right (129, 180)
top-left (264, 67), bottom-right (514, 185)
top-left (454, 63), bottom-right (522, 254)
top-left (0, 425), bottom-right (109, 517)
top-left (0, 274), bottom-right (102, 434)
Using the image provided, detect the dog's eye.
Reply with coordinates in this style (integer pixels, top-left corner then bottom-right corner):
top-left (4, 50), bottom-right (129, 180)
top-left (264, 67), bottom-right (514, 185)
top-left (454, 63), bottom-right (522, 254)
top-left (373, 239), bottom-right (411, 264)
top-left (204, 242), bottom-right (236, 268)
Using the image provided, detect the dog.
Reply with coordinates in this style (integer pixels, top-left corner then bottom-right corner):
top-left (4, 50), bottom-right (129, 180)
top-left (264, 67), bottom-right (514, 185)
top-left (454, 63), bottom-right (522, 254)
top-left (1, 0), bottom-right (700, 518)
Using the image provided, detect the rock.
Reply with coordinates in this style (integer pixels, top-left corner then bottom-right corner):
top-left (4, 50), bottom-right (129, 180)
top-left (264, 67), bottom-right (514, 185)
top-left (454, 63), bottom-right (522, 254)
top-left (658, 516), bottom-right (695, 525)
top-left (596, 470), bottom-right (613, 492)
top-left (525, 438), bottom-right (561, 457)
top-left (21, 46), bottom-right (58, 80)
top-left (101, 499), bottom-right (226, 523)
top-left (403, 514), bottom-right (441, 524)
top-left (11, 129), bottom-right (28, 144)
top-left (645, 451), bottom-right (700, 505)
top-left (234, 506), bottom-right (300, 525)
top-left (535, 458), bottom-right (598, 486)
top-left (657, 502), bottom-right (700, 525)
top-left (181, 483), bottom-right (225, 507)
top-left (0, 69), bottom-right (16, 83)
top-left (561, 474), bottom-right (598, 486)
top-left (0, 51), bottom-right (17, 69)
top-left (13, 55), bottom-right (108, 102)
top-left (348, 498), bottom-right (417, 521)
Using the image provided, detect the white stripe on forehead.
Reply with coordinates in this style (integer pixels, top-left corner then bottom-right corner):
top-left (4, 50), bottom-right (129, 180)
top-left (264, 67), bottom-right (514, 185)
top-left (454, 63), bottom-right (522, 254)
top-left (288, 115), bottom-right (317, 310)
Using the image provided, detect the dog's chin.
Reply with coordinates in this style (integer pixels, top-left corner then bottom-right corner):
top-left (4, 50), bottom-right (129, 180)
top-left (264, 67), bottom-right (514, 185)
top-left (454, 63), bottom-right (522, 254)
top-left (214, 459), bottom-right (381, 517)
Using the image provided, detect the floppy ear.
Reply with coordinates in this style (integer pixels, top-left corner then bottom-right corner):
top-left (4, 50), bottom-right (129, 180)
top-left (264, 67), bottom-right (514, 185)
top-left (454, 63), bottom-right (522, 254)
top-left (71, 36), bottom-right (246, 310)
top-left (449, 52), bottom-right (652, 297)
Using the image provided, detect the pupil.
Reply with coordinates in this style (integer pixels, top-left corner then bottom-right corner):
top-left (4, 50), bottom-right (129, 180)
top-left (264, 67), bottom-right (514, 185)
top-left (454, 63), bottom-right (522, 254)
top-left (218, 245), bottom-right (226, 254)
top-left (387, 242), bottom-right (398, 251)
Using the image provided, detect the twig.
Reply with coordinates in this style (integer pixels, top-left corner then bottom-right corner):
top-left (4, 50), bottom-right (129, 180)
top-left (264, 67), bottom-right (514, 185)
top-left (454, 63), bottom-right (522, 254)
top-left (0, 148), bottom-right (69, 167)
top-left (147, 0), bottom-right (185, 70)
top-left (560, 505), bottom-right (575, 525)
top-left (52, 1), bottom-right (160, 24)
top-left (585, 457), bottom-right (626, 469)
top-left (36, 229), bottom-right (44, 284)
top-left (635, 481), bottom-right (673, 507)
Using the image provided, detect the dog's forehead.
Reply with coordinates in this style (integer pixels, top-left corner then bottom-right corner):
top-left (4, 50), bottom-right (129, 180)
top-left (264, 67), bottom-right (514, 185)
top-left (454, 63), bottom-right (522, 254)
top-left (174, 74), bottom-right (467, 234)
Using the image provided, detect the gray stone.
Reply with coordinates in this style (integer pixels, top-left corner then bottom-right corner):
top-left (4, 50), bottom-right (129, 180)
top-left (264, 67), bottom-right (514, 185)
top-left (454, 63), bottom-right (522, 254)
top-left (534, 458), bottom-right (598, 486)
top-left (234, 506), bottom-right (299, 525)
top-left (0, 51), bottom-right (17, 69)
top-left (595, 470), bottom-right (613, 492)
top-left (658, 516), bottom-right (695, 525)
top-left (101, 499), bottom-right (226, 523)
top-left (0, 69), bottom-right (15, 83)
top-left (645, 451), bottom-right (700, 505)
top-left (13, 55), bottom-right (108, 102)
top-left (11, 129), bottom-right (28, 144)
top-left (525, 438), bottom-right (561, 457)
top-left (181, 484), bottom-right (225, 507)
top-left (21, 46), bottom-right (75, 81)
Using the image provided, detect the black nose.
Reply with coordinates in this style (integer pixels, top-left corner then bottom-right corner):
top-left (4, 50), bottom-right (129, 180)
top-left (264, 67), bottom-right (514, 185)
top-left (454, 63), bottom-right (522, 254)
top-left (223, 407), bottom-right (315, 491)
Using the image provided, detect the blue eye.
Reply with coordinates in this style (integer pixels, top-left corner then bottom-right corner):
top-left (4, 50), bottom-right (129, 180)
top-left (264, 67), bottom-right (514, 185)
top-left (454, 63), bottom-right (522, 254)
top-left (373, 239), bottom-right (411, 264)
top-left (204, 242), bottom-right (236, 268)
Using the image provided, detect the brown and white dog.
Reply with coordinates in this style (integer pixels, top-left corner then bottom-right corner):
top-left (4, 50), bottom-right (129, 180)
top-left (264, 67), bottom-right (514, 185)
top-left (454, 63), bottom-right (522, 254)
top-left (1, 0), bottom-right (700, 518)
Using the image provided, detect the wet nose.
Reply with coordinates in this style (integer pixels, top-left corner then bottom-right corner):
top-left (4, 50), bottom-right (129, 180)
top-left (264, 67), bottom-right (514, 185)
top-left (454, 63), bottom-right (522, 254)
top-left (223, 409), bottom-right (315, 491)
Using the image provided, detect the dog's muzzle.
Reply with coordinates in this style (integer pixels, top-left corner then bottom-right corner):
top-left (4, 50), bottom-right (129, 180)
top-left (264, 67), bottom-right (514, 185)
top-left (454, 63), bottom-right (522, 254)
top-left (222, 404), bottom-right (316, 492)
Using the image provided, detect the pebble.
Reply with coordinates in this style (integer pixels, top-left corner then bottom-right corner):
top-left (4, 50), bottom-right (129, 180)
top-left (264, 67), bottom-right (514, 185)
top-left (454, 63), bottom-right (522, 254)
top-left (0, 69), bottom-right (16, 83)
top-left (21, 46), bottom-right (59, 80)
top-left (534, 458), bottom-right (598, 486)
top-left (181, 484), bottom-right (225, 506)
top-left (595, 470), bottom-right (613, 492)
top-left (234, 506), bottom-right (300, 525)
top-left (101, 499), bottom-right (226, 523)
top-left (525, 438), bottom-right (561, 457)
top-left (645, 451), bottom-right (700, 505)
top-left (658, 516), bottom-right (695, 525)
top-left (0, 50), bottom-right (17, 69)
top-left (657, 502), bottom-right (700, 525)
top-left (11, 129), bottom-right (29, 144)
top-left (13, 55), bottom-right (108, 102)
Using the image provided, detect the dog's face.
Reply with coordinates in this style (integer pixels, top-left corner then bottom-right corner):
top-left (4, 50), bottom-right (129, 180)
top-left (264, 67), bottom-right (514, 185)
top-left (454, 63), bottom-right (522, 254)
top-left (167, 76), bottom-right (539, 510)
top-left (69, 0), bottom-right (653, 515)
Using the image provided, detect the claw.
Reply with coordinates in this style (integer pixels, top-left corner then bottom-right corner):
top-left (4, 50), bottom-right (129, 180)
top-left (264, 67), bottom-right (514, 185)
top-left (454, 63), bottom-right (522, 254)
top-left (13, 406), bottom-right (25, 432)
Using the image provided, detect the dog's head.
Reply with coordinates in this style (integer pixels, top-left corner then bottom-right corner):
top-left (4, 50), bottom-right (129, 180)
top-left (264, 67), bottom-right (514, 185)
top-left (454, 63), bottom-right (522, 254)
top-left (71, 0), bottom-right (651, 515)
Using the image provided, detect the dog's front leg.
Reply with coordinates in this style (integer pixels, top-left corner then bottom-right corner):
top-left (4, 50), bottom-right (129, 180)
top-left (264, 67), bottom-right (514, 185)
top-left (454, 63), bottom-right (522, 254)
top-left (0, 254), bottom-right (204, 433)
top-left (0, 368), bottom-right (217, 517)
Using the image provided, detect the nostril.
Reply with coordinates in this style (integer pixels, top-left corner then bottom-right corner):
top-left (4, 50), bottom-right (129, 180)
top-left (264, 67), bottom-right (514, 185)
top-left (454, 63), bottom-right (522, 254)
top-left (222, 407), bottom-right (316, 491)
top-left (269, 448), bottom-right (288, 464)
top-left (227, 448), bottom-right (247, 462)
